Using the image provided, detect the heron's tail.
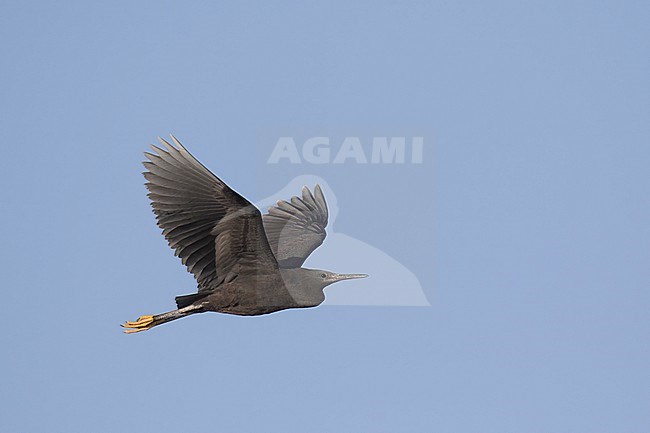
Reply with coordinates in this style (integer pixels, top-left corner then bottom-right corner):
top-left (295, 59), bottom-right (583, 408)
top-left (175, 292), bottom-right (211, 309)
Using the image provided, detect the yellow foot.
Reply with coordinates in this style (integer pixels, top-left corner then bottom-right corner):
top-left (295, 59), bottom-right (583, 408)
top-left (121, 315), bottom-right (154, 334)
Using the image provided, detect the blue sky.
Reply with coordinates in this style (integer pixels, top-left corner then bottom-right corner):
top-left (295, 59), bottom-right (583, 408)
top-left (1, 1), bottom-right (649, 432)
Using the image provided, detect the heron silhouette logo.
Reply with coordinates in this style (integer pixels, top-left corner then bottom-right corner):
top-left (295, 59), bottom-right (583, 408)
top-left (255, 175), bottom-right (429, 306)
top-left (122, 136), bottom-right (428, 333)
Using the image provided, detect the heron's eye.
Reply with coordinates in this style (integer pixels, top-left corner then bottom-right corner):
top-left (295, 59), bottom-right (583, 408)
top-left (320, 273), bottom-right (327, 278)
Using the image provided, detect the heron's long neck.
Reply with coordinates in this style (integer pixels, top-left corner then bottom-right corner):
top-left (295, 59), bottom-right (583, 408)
top-left (280, 268), bottom-right (326, 307)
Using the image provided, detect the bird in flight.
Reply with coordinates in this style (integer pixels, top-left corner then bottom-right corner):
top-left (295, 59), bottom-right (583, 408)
top-left (122, 135), bottom-right (367, 333)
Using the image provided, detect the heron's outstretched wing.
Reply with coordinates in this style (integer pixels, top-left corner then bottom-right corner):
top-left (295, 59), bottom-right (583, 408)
top-left (144, 136), bottom-right (278, 291)
top-left (262, 185), bottom-right (328, 268)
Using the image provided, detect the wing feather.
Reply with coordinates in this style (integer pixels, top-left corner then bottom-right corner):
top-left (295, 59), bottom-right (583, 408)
top-left (262, 185), bottom-right (328, 268)
top-left (144, 135), bottom-right (278, 290)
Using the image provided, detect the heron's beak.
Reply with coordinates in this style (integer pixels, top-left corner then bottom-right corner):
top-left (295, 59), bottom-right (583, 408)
top-left (334, 273), bottom-right (369, 281)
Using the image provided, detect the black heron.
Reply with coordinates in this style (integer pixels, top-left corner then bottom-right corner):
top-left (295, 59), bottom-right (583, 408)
top-left (122, 136), bottom-right (367, 333)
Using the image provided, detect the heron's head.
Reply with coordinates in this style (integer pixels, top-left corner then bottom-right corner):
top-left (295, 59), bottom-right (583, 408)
top-left (310, 269), bottom-right (369, 288)
top-left (282, 268), bottom-right (368, 307)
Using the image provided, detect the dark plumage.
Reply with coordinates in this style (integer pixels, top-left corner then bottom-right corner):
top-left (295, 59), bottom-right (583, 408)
top-left (122, 136), bottom-right (367, 333)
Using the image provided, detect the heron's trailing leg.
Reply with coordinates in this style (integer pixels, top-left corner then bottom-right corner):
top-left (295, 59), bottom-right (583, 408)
top-left (122, 315), bottom-right (154, 333)
top-left (121, 304), bottom-right (204, 334)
